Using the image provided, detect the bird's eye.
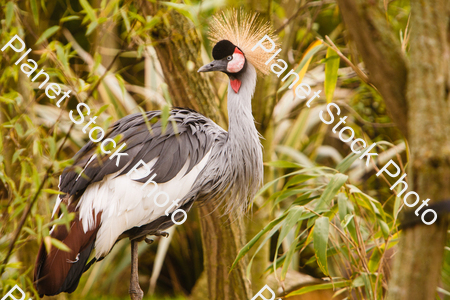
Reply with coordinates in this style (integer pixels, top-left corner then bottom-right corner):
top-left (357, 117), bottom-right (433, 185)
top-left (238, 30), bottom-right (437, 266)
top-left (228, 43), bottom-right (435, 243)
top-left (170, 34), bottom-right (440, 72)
top-left (227, 55), bottom-right (233, 61)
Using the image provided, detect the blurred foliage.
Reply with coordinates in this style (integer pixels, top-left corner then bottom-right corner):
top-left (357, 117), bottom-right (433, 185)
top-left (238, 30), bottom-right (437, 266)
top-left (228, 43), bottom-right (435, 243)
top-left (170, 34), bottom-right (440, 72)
top-left (2, 0), bottom-right (446, 300)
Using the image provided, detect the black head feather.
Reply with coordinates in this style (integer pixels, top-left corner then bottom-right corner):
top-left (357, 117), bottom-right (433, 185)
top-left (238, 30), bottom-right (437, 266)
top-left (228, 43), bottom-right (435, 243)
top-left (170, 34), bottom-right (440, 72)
top-left (212, 40), bottom-right (236, 60)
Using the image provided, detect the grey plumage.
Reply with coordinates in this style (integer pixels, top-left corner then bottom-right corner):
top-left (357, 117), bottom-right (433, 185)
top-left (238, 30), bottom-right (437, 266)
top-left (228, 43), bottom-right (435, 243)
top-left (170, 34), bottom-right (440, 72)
top-left (187, 62), bottom-right (263, 215)
top-left (35, 11), bottom-right (267, 296)
top-left (58, 62), bottom-right (263, 238)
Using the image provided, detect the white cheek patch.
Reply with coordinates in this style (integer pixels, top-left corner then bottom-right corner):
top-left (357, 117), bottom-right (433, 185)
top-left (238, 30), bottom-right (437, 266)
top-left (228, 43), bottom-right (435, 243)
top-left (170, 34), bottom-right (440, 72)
top-left (227, 53), bottom-right (245, 73)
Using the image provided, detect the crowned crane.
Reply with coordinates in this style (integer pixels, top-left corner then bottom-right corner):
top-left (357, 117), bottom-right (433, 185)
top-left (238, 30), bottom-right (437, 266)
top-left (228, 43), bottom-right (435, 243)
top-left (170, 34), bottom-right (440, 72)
top-left (34, 11), bottom-right (276, 299)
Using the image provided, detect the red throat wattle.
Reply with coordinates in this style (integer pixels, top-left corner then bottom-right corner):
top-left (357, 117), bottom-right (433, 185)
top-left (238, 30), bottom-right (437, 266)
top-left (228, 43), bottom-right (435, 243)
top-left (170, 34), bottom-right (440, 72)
top-left (230, 79), bottom-right (241, 93)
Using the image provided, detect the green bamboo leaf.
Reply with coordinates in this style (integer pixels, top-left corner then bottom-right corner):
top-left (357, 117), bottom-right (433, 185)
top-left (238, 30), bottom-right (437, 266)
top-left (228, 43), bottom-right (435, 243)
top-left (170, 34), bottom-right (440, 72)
top-left (137, 107), bottom-right (154, 136)
top-left (14, 123), bottom-right (23, 136)
top-left (340, 214), bottom-right (354, 228)
top-left (23, 226), bottom-right (36, 236)
top-left (281, 237), bottom-right (299, 281)
top-left (6, 2), bottom-right (14, 28)
top-left (102, 0), bottom-right (120, 14)
top-left (32, 138), bottom-right (41, 157)
top-left (282, 109), bottom-right (310, 151)
top-left (273, 189), bottom-right (306, 207)
top-left (352, 276), bottom-right (366, 287)
top-left (265, 160), bottom-right (301, 168)
top-left (128, 11), bottom-right (146, 23)
top-left (336, 151), bottom-right (360, 173)
top-left (292, 194), bottom-right (319, 206)
top-left (305, 244), bottom-right (340, 265)
top-left (231, 214), bottom-right (287, 271)
top-left (315, 173), bottom-right (348, 210)
top-left (161, 105), bottom-right (170, 134)
top-left (98, 17), bottom-right (107, 24)
top-left (145, 16), bottom-right (161, 30)
top-left (12, 149), bottom-right (24, 163)
top-left (347, 217), bottom-right (358, 243)
top-left (350, 186), bottom-right (387, 221)
top-left (278, 42), bottom-right (323, 93)
top-left (266, 235), bottom-right (309, 273)
top-left (280, 211), bottom-right (305, 281)
top-left (93, 104), bottom-right (110, 117)
top-left (115, 73), bottom-right (126, 100)
top-left (46, 136), bottom-right (56, 159)
top-left (55, 44), bottom-right (69, 70)
top-left (286, 280), bottom-right (350, 296)
top-left (286, 174), bottom-right (315, 187)
top-left (276, 206), bottom-right (304, 256)
top-left (393, 194), bottom-right (402, 220)
top-left (56, 203), bottom-right (74, 231)
top-left (379, 220), bottom-right (390, 239)
top-left (361, 273), bottom-right (374, 299)
top-left (368, 248), bottom-right (382, 272)
top-left (161, 2), bottom-right (195, 24)
top-left (60, 16), bottom-right (80, 23)
top-left (246, 222), bottom-right (284, 279)
top-left (50, 238), bottom-right (71, 252)
top-left (35, 26), bottom-right (60, 45)
top-left (36, 215), bottom-right (43, 245)
top-left (0, 96), bottom-right (15, 104)
top-left (42, 189), bottom-right (65, 195)
top-left (313, 217), bottom-right (329, 275)
top-left (120, 8), bottom-right (131, 31)
top-left (338, 193), bottom-right (347, 220)
top-left (86, 21), bottom-right (99, 36)
top-left (5, 262), bottom-right (22, 269)
top-left (30, 0), bottom-right (39, 25)
top-left (324, 48), bottom-right (340, 103)
top-left (255, 168), bottom-right (324, 200)
top-left (80, 0), bottom-right (97, 22)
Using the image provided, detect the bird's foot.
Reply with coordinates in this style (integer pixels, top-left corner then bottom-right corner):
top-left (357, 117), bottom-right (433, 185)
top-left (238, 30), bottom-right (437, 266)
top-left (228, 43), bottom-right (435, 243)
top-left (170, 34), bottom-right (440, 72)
top-left (129, 286), bottom-right (143, 300)
top-left (144, 237), bottom-right (154, 244)
top-left (154, 230), bottom-right (170, 238)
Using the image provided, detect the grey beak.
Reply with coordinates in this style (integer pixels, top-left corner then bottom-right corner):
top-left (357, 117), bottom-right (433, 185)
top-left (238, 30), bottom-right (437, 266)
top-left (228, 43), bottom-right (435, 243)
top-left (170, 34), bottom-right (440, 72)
top-left (198, 60), bottom-right (227, 73)
top-left (198, 63), bottom-right (215, 72)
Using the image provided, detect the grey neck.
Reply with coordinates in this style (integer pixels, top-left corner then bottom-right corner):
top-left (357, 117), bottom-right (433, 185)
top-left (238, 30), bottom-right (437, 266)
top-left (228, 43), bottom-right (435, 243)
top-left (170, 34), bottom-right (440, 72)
top-left (227, 63), bottom-right (258, 140)
top-left (224, 63), bottom-right (263, 214)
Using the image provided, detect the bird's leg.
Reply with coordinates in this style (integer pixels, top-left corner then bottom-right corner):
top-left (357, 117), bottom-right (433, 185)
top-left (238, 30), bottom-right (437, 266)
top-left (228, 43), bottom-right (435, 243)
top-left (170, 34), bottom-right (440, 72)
top-left (129, 239), bottom-right (143, 300)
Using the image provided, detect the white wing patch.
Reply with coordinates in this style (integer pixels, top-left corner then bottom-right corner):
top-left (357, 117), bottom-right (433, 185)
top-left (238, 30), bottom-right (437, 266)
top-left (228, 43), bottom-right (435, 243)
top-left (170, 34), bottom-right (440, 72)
top-left (52, 175), bottom-right (64, 219)
top-left (76, 151), bottom-right (211, 258)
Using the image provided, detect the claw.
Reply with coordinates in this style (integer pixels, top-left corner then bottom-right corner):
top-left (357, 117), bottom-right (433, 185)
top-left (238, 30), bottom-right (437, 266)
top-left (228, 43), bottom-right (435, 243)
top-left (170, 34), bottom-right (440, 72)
top-left (144, 237), bottom-right (154, 244)
top-left (155, 230), bottom-right (170, 238)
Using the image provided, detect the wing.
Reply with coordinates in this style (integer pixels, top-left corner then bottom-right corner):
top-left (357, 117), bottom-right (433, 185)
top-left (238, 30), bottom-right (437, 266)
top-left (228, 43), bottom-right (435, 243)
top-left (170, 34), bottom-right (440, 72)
top-left (60, 107), bottom-right (224, 246)
top-left (59, 108), bottom-right (222, 197)
top-left (35, 108), bottom-right (225, 296)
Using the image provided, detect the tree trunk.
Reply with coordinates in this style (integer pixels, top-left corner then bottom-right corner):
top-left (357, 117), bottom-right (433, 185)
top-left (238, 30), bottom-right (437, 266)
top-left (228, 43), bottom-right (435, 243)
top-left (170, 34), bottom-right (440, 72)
top-left (336, 0), bottom-right (450, 299)
top-left (140, 3), bottom-right (252, 299)
top-left (198, 207), bottom-right (252, 300)
top-left (386, 0), bottom-right (450, 299)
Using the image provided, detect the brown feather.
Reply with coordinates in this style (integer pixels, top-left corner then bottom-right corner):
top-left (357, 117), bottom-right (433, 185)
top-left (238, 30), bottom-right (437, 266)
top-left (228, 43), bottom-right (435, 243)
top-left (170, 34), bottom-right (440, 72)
top-left (34, 210), bottom-right (102, 297)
